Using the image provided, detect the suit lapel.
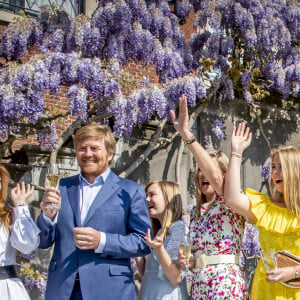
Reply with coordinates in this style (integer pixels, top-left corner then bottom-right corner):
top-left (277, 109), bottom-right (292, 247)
top-left (83, 171), bottom-right (120, 226)
top-left (66, 175), bottom-right (82, 227)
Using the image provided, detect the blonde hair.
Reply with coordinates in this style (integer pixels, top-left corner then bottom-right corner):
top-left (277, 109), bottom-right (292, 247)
top-left (73, 123), bottom-right (116, 165)
top-left (194, 150), bottom-right (228, 220)
top-left (145, 181), bottom-right (183, 240)
top-left (0, 165), bottom-right (12, 232)
top-left (270, 146), bottom-right (300, 217)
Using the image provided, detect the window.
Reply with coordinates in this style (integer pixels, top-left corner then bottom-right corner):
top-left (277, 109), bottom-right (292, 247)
top-left (0, 0), bottom-right (83, 18)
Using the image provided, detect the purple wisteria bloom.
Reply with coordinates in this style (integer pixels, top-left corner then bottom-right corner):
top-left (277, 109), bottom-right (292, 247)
top-left (243, 90), bottom-right (254, 104)
top-left (67, 85), bottom-right (88, 121)
top-left (261, 160), bottom-right (271, 180)
top-left (212, 119), bottom-right (225, 141)
top-left (241, 221), bottom-right (260, 267)
top-left (241, 72), bottom-right (251, 89)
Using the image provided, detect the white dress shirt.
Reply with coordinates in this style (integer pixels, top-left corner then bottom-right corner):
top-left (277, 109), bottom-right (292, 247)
top-left (43, 169), bottom-right (111, 253)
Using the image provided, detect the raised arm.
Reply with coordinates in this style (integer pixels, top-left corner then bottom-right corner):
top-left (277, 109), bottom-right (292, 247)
top-left (10, 182), bottom-right (40, 254)
top-left (224, 123), bottom-right (254, 219)
top-left (170, 95), bottom-right (224, 195)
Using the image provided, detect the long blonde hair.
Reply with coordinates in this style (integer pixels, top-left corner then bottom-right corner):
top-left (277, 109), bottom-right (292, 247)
top-left (193, 150), bottom-right (228, 220)
top-left (0, 165), bottom-right (12, 231)
top-left (146, 181), bottom-right (183, 240)
top-left (270, 146), bottom-right (300, 217)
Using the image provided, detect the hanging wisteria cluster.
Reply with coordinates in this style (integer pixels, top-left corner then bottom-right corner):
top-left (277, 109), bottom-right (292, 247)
top-left (261, 159), bottom-right (271, 181)
top-left (240, 221), bottom-right (260, 267)
top-left (182, 0), bottom-right (299, 102)
top-left (0, 0), bottom-right (299, 151)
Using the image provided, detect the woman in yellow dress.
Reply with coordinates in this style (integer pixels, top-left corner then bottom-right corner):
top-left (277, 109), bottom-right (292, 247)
top-left (224, 122), bottom-right (300, 299)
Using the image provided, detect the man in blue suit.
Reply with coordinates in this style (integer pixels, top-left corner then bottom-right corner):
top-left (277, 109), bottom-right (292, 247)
top-left (37, 123), bottom-right (151, 300)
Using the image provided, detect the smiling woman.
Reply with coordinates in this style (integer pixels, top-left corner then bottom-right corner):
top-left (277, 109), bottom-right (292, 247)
top-left (170, 95), bottom-right (247, 299)
top-left (137, 180), bottom-right (189, 300)
top-left (224, 123), bottom-right (300, 300)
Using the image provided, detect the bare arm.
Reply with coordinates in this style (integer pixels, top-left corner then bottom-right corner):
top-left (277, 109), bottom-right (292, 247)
top-left (268, 266), bottom-right (300, 283)
top-left (135, 256), bottom-right (145, 277)
top-left (170, 95), bottom-right (224, 195)
top-left (224, 123), bottom-right (255, 219)
top-left (144, 229), bottom-right (182, 286)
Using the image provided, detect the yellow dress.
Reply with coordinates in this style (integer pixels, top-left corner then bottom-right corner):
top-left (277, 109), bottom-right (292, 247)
top-left (245, 188), bottom-right (300, 300)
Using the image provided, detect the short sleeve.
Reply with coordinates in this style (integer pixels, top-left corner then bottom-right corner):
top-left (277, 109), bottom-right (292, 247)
top-left (245, 188), bottom-right (300, 234)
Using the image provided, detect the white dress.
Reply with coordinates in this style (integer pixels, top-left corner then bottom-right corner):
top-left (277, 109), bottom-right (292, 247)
top-left (0, 206), bottom-right (40, 300)
top-left (138, 220), bottom-right (189, 300)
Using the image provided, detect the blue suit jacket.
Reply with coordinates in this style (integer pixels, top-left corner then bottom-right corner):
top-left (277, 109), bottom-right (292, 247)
top-left (37, 171), bottom-right (151, 300)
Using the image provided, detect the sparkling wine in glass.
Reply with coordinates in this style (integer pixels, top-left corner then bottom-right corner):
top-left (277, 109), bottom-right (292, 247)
top-left (179, 243), bottom-right (192, 274)
top-left (261, 248), bottom-right (277, 272)
top-left (45, 164), bottom-right (61, 210)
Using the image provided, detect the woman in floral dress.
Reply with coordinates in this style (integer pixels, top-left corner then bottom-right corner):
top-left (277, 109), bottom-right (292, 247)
top-left (170, 95), bottom-right (248, 299)
top-left (188, 157), bottom-right (247, 299)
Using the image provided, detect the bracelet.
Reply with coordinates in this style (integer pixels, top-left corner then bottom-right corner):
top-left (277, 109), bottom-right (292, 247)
top-left (294, 266), bottom-right (299, 279)
top-left (15, 203), bottom-right (26, 207)
top-left (231, 151), bottom-right (242, 158)
top-left (183, 135), bottom-right (196, 145)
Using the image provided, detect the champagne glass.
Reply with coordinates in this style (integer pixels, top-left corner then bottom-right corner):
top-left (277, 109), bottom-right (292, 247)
top-left (179, 243), bottom-right (192, 274)
top-left (45, 164), bottom-right (61, 210)
top-left (261, 248), bottom-right (277, 272)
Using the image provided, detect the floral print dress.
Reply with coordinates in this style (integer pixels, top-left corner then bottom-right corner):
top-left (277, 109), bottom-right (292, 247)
top-left (189, 195), bottom-right (248, 300)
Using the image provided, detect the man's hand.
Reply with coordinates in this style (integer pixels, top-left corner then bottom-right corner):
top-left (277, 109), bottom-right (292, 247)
top-left (73, 227), bottom-right (100, 250)
top-left (40, 187), bottom-right (61, 220)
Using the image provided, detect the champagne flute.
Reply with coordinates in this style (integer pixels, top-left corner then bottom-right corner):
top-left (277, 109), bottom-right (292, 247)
top-left (179, 243), bottom-right (192, 274)
top-left (45, 164), bottom-right (61, 210)
top-left (261, 248), bottom-right (277, 272)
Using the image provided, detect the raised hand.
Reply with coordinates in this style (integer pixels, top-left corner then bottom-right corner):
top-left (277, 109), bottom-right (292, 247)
top-left (231, 122), bottom-right (252, 154)
top-left (170, 94), bottom-right (190, 138)
top-left (11, 182), bottom-right (34, 206)
top-left (144, 228), bottom-right (163, 250)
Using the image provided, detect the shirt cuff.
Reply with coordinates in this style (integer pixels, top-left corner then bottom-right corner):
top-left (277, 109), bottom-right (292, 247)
top-left (42, 212), bottom-right (59, 225)
top-left (13, 206), bottom-right (31, 218)
top-left (95, 232), bottom-right (106, 253)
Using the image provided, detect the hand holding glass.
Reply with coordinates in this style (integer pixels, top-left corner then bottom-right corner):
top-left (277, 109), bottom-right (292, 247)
top-left (45, 164), bottom-right (61, 210)
top-left (261, 249), bottom-right (277, 272)
top-left (179, 243), bottom-right (192, 274)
